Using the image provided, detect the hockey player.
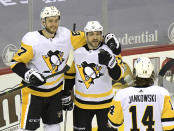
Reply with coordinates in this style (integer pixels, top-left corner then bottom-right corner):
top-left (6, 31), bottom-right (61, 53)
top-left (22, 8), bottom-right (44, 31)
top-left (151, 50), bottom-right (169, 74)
top-left (10, 6), bottom-right (85, 131)
top-left (64, 21), bottom-right (123, 131)
top-left (108, 57), bottom-right (174, 131)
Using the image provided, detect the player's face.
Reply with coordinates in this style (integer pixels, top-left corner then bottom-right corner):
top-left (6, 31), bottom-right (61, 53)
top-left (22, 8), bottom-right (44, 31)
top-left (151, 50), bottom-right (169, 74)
top-left (86, 31), bottom-right (102, 49)
top-left (45, 16), bottom-right (59, 34)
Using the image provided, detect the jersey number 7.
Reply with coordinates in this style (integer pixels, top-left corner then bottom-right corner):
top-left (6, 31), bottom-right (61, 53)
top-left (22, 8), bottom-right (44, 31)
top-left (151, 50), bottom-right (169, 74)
top-left (18, 47), bottom-right (27, 56)
top-left (129, 105), bottom-right (155, 131)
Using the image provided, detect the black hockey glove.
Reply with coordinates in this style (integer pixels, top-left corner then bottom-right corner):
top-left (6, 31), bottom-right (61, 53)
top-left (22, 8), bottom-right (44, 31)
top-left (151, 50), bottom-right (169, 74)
top-left (104, 33), bottom-right (121, 55)
top-left (61, 90), bottom-right (73, 111)
top-left (24, 69), bottom-right (46, 86)
top-left (98, 49), bottom-right (117, 69)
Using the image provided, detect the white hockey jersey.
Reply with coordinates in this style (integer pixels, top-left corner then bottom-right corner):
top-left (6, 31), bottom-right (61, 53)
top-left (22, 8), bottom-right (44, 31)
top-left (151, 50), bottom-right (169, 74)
top-left (73, 44), bottom-right (119, 109)
top-left (11, 27), bottom-right (86, 97)
top-left (108, 85), bottom-right (174, 131)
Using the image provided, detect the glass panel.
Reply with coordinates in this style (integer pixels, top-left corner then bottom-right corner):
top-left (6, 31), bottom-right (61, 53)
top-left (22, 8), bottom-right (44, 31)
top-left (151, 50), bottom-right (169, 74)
top-left (0, 0), bottom-right (28, 68)
top-left (32, 0), bottom-right (102, 31)
top-left (108, 0), bottom-right (174, 48)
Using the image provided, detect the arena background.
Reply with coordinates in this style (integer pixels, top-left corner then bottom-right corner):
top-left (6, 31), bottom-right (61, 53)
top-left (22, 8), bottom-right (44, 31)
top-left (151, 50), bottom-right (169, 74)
top-left (0, 0), bottom-right (174, 131)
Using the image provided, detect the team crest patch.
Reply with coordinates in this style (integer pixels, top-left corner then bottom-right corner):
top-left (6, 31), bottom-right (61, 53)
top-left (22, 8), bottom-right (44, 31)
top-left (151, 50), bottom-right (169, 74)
top-left (77, 61), bottom-right (103, 89)
top-left (42, 50), bottom-right (64, 74)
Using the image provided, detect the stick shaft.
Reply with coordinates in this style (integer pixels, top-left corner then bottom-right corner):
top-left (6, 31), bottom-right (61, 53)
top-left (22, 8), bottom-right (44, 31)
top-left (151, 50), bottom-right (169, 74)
top-left (64, 110), bottom-right (68, 131)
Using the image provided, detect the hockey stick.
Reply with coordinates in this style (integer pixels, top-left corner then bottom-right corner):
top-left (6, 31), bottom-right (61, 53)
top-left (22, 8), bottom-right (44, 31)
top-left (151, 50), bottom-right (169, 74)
top-left (63, 23), bottom-right (76, 131)
top-left (0, 49), bottom-right (74, 97)
top-left (64, 23), bottom-right (76, 131)
top-left (64, 109), bottom-right (68, 131)
top-left (73, 23), bottom-right (76, 32)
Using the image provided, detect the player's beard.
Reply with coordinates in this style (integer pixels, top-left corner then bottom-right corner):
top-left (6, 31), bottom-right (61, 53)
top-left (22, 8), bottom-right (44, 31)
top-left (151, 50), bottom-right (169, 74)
top-left (88, 40), bottom-right (101, 49)
top-left (45, 26), bottom-right (57, 34)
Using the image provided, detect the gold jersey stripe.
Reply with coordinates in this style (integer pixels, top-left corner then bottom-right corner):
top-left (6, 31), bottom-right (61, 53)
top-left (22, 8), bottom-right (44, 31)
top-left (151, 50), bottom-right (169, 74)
top-left (63, 75), bottom-right (75, 79)
top-left (22, 84), bottom-right (63, 97)
top-left (74, 99), bottom-right (112, 109)
top-left (163, 125), bottom-right (174, 130)
top-left (21, 88), bottom-right (30, 128)
top-left (75, 89), bottom-right (113, 98)
top-left (44, 74), bottom-right (64, 86)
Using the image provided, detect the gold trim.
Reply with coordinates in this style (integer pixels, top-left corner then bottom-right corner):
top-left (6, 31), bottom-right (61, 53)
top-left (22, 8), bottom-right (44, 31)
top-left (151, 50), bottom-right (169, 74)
top-left (75, 89), bottom-right (113, 98)
top-left (44, 74), bottom-right (64, 86)
top-left (21, 89), bottom-right (29, 128)
top-left (22, 84), bottom-right (63, 97)
top-left (163, 125), bottom-right (174, 130)
top-left (74, 99), bottom-right (111, 109)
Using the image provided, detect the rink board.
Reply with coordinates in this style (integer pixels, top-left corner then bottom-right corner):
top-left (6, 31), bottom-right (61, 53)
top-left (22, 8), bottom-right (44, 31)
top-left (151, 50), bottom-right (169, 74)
top-left (0, 44), bottom-right (174, 131)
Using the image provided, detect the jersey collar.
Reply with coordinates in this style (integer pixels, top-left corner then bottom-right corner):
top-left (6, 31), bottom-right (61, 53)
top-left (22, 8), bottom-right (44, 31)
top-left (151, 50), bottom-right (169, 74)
top-left (38, 30), bottom-right (57, 39)
top-left (84, 42), bottom-right (104, 51)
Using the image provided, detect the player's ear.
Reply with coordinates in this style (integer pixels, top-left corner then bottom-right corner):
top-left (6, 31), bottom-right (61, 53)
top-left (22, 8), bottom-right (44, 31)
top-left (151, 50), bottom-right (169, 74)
top-left (101, 35), bottom-right (104, 42)
top-left (41, 20), bottom-right (46, 27)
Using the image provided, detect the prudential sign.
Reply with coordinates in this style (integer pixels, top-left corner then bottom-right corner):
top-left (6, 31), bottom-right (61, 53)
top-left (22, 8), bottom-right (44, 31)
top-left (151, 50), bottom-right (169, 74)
top-left (117, 30), bottom-right (158, 46)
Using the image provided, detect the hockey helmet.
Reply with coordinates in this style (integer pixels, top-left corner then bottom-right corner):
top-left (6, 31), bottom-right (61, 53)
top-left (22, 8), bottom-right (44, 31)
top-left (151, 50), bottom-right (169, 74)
top-left (84, 21), bottom-right (103, 35)
top-left (134, 57), bottom-right (154, 78)
top-left (40, 6), bottom-right (60, 20)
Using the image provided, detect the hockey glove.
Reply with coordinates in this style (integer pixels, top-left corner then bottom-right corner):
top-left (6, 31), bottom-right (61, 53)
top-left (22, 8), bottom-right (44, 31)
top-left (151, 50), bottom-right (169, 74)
top-left (61, 90), bottom-right (73, 111)
top-left (104, 33), bottom-right (121, 55)
top-left (24, 69), bottom-right (46, 86)
top-left (98, 49), bottom-right (117, 69)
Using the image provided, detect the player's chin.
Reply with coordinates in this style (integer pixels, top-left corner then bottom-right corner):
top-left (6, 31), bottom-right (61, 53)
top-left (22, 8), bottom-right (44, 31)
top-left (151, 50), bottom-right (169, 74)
top-left (50, 27), bottom-right (58, 33)
top-left (49, 29), bottom-right (57, 34)
top-left (92, 41), bottom-right (100, 47)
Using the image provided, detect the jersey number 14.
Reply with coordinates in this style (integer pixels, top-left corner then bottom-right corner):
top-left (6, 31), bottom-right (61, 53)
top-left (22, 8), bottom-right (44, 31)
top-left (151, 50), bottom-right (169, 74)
top-left (129, 105), bottom-right (155, 131)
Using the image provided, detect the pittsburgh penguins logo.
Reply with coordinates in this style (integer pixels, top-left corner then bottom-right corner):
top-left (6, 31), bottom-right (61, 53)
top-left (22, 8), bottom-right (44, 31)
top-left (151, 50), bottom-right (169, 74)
top-left (77, 61), bottom-right (103, 89)
top-left (42, 50), bottom-right (64, 74)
